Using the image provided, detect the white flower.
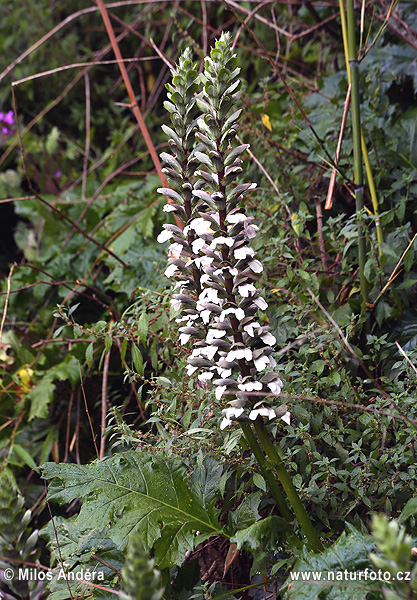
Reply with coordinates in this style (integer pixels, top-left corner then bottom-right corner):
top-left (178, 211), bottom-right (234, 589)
top-left (216, 367), bottom-right (232, 378)
top-left (203, 345), bottom-right (218, 361)
top-left (281, 411), bottom-right (291, 425)
top-left (226, 213), bottom-right (247, 224)
top-left (194, 255), bottom-right (214, 269)
top-left (220, 417), bottom-right (232, 430)
top-left (170, 297), bottom-right (182, 311)
top-left (249, 260), bottom-right (263, 273)
top-left (179, 333), bottom-right (191, 345)
top-left (199, 288), bottom-right (221, 304)
top-left (165, 264), bottom-right (179, 278)
top-left (245, 223), bottom-right (259, 239)
top-left (210, 236), bottom-right (233, 249)
top-left (187, 218), bottom-right (212, 236)
top-left (190, 348), bottom-right (203, 358)
top-left (168, 243), bottom-right (183, 259)
top-left (157, 228), bottom-right (174, 243)
top-left (253, 297), bottom-right (268, 310)
top-left (238, 283), bottom-right (256, 297)
top-left (220, 406), bottom-right (245, 429)
top-left (163, 204), bottom-right (177, 212)
top-left (206, 329), bottom-right (227, 344)
top-left (186, 364), bottom-right (198, 376)
top-left (200, 309), bottom-right (211, 324)
top-left (226, 348), bottom-right (252, 362)
top-left (254, 354), bottom-right (271, 371)
top-left (238, 381), bottom-right (262, 392)
top-left (215, 385), bottom-right (227, 400)
top-left (225, 407), bottom-right (245, 419)
top-left (198, 371), bottom-right (214, 382)
top-left (260, 332), bottom-right (276, 346)
top-left (267, 379), bottom-right (283, 395)
top-left (234, 246), bottom-right (255, 260)
top-left (192, 238), bottom-right (206, 253)
top-left (220, 307), bottom-right (245, 321)
top-left (249, 407), bottom-right (276, 420)
top-left (244, 322), bottom-right (261, 337)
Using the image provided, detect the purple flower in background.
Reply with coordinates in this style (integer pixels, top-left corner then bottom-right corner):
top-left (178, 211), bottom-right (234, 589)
top-left (55, 171), bottom-right (62, 178)
top-left (0, 110), bottom-right (15, 138)
top-left (3, 111), bottom-right (14, 125)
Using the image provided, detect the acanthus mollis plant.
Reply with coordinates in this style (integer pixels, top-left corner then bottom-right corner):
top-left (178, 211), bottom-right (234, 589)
top-left (158, 33), bottom-right (323, 552)
top-left (158, 34), bottom-right (286, 426)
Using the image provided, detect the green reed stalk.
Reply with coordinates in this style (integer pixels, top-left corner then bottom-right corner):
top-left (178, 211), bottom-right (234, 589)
top-left (346, 0), bottom-right (369, 310)
top-left (339, 0), bottom-right (383, 257)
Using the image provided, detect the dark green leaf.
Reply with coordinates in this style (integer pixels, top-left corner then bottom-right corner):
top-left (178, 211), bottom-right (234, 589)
top-left (42, 451), bottom-right (222, 569)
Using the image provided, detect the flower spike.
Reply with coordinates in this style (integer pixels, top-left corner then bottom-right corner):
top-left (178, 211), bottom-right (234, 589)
top-left (158, 34), bottom-right (288, 428)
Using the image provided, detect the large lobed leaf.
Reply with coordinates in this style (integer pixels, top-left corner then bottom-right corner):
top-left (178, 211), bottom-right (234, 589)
top-left (282, 525), bottom-right (378, 600)
top-left (42, 451), bottom-right (223, 569)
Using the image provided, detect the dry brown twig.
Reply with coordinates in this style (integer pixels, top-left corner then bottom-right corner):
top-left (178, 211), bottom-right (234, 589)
top-left (0, 263), bottom-right (15, 344)
top-left (82, 73), bottom-right (91, 201)
top-left (325, 85), bottom-right (351, 210)
top-left (94, 0), bottom-right (166, 185)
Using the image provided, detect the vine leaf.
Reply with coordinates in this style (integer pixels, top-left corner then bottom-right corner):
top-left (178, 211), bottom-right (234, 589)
top-left (42, 451), bottom-right (223, 568)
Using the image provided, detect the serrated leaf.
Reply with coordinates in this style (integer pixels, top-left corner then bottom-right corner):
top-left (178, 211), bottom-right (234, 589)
top-left (190, 457), bottom-right (223, 522)
top-left (231, 516), bottom-right (287, 550)
top-left (132, 343), bottom-right (144, 376)
top-left (26, 378), bottom-right (56, 421)
top-left (24, 355), bottom-right (80, 421)
top-left (40, 516), bottom-right (123, 599)
top-left (282, 525), bottom-right (375, 599)
top-left (230, 492), bottom-right (261, 532)
top-left (41, 451), bottom-right (222, 569)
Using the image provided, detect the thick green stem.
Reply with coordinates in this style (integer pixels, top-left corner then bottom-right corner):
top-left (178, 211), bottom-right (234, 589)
top-left (239, 421), bottom-right (292, 521)
top-left (346, 0), bottom-right (369, 309)
top-left (253, 418), bottom-right (323, 552)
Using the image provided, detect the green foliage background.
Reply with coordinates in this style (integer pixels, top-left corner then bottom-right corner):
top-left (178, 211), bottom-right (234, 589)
top-left (0, 1), bottom-right (417, 599)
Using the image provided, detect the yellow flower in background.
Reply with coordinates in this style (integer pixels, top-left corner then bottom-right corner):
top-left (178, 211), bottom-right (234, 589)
top-left (16, 366), bottom-right (34, 396)
top-left (261, 114), bottom-right (272, 131)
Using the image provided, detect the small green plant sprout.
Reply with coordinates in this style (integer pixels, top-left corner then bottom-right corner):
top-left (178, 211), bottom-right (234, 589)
top-left (0, 470), bottom-right (48, 600)
top-left (158, 33), bottom-right (289, 429)
top-left (370, 514), bottom-right (417, 599)
top-left (120, 533), bottom-right (164, 600)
